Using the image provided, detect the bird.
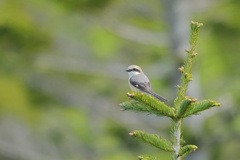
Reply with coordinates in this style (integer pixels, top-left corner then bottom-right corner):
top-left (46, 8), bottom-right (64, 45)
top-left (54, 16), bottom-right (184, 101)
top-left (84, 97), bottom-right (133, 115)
top-left (126, 65), bottom-right (167, 102)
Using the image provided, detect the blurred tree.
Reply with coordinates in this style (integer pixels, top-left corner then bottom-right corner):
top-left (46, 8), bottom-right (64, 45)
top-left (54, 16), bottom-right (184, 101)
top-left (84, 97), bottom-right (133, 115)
top-left (0, 0), bottom-right (50, 53)
top-left (55, 0), bottom-right (113, 12)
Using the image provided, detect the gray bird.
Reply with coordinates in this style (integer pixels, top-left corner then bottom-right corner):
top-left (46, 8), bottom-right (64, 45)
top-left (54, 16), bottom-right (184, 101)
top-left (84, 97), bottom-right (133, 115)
top-left (126, 65), bottom-right (167, 102)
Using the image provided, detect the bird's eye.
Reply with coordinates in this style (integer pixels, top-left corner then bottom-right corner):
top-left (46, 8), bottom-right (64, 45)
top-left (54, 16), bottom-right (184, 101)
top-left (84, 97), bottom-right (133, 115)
top-left (133, 68), bottom-right (137, 71)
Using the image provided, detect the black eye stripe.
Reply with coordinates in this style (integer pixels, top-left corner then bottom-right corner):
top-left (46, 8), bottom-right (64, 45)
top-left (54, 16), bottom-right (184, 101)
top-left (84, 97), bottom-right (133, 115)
top-left (132, 68), bottom-right (139, 72)
top-left (126, 68), bottom-right (140, 72)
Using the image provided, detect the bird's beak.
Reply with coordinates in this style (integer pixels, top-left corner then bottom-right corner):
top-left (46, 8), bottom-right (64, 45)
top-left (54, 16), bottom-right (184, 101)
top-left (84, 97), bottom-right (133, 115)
top-left (125, 69), bottom-right (131, 72)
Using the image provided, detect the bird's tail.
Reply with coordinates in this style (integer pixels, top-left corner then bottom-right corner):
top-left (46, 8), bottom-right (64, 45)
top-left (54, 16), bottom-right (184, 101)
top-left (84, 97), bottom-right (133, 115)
top-left (151, 92), bottom-right (168, 102)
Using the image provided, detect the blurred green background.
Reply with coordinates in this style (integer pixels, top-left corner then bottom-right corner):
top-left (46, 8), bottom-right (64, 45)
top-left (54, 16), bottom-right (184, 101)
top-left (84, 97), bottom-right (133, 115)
top-left (0, 0), bottom-right (240, 160)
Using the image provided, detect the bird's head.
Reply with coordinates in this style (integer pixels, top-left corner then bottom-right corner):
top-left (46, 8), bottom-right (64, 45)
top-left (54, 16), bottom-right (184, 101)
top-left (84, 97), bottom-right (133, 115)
top-left (126, 65), bottom-right (143, 77)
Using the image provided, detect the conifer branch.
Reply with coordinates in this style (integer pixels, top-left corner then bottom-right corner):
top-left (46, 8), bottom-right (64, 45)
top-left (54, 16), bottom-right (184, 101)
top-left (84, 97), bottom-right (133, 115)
top-left (174, 21), bottom-right (203, 110)
top-left (178, 145), bottom-right (198, 158)
top-left (120, 100), bottom-right (169, 117)
top-left (129, 130), bottom-right (173, 152)
top-left (183, 100), bottom-right (220, 117)
top-left (172, 21), bottom-right (203, 160)
top-left (177, 97), bottom-right (197, 118)
top-left (120, 91), bottom-right (175, 118)
top-left (172, 120), bottom-right (182, 160)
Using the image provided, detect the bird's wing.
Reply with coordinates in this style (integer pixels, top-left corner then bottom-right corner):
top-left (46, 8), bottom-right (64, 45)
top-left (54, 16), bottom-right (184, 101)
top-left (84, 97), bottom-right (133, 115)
top-left (129, 73), bottom-right (152, 93)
